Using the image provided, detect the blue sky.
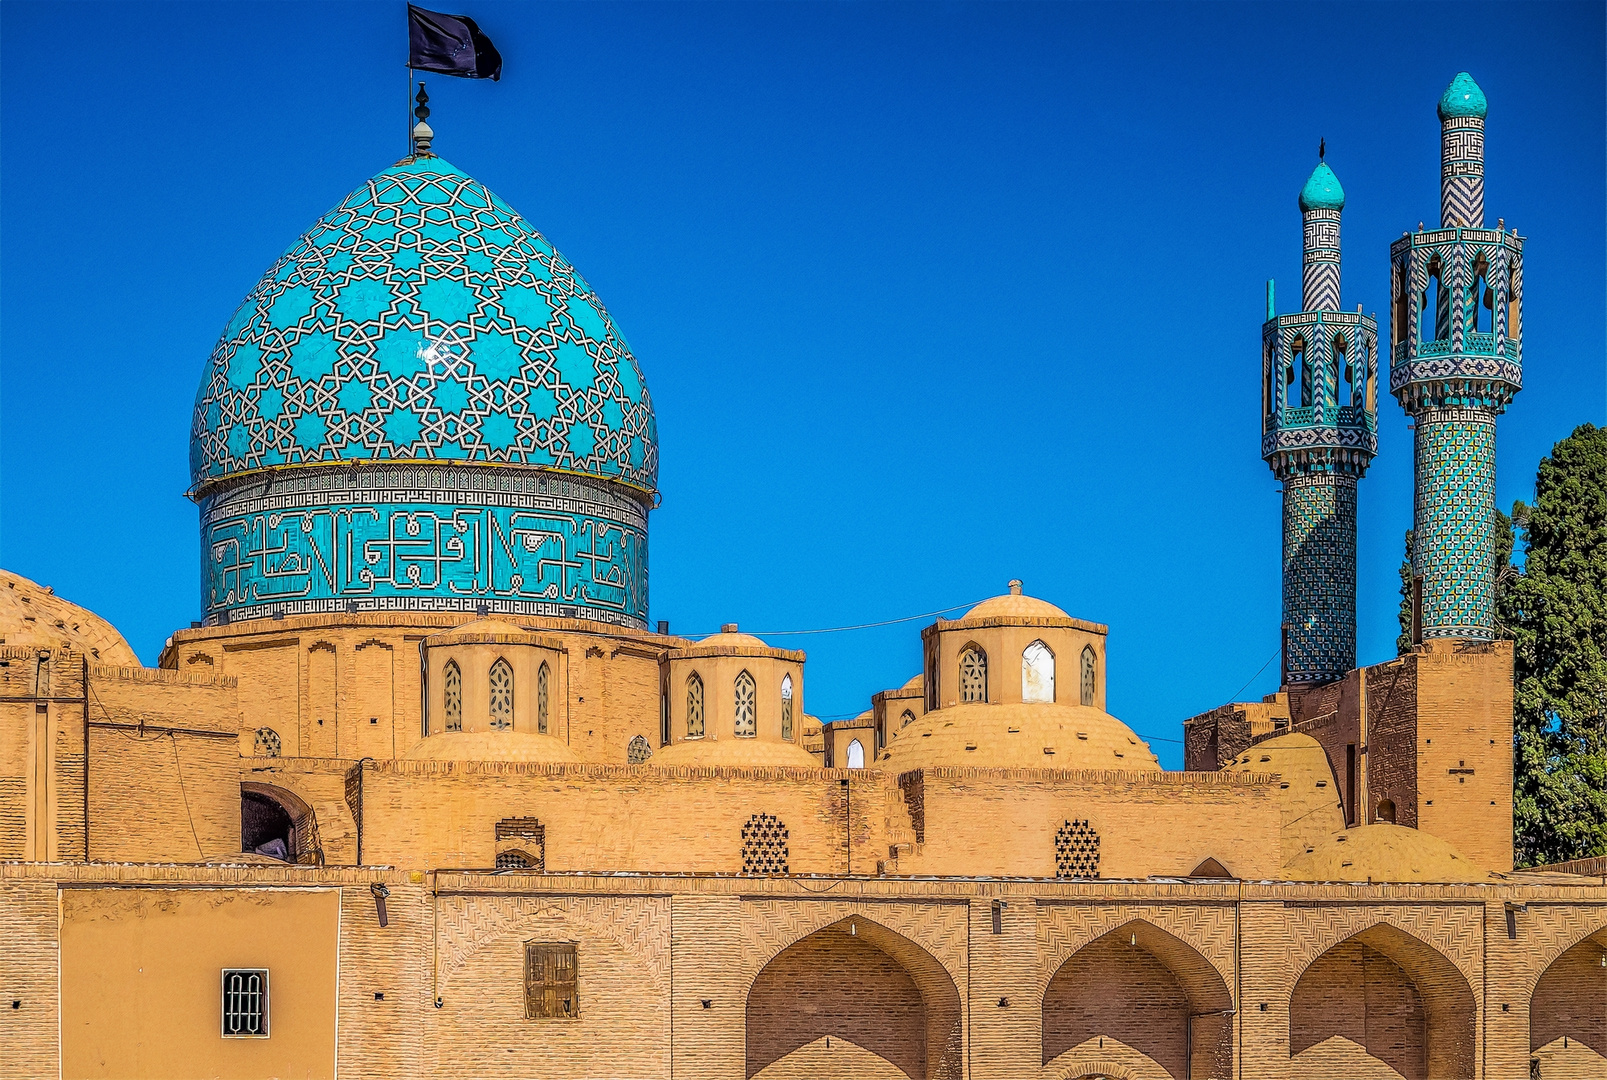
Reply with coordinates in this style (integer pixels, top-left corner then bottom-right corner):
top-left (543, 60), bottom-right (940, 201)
top-left (2, 2), bottom-right (1601, 766)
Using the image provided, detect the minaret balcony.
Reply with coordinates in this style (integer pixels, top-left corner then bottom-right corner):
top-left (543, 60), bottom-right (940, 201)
top-left (1261, 405), bottom-right (1377, 469)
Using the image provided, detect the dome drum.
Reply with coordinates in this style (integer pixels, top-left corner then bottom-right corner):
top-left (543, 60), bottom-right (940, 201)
top-left (658, 630), bottom-right (806, 761)
top-left (198, 461), bottom-right (647, 627)
top-left (921, 588), bottom-right (1109, 712)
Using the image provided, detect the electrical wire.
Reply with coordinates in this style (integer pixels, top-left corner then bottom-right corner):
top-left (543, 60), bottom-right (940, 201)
top-left (687, 597), bottom-right (991, 639)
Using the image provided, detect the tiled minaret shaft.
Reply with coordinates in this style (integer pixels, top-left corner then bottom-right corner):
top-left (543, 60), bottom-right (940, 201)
top-left (1390, 72), bottom-right (1523, 641)
top-left (1262, 157), bottom-right (1378, 686)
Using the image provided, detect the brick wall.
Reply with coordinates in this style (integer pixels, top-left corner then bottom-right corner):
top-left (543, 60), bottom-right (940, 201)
top-left (1043, 931), bottom-right (1192, 1074)
top-left (900, 768), bottom-right (1284, 880)
top-left (1291, 938), bottom-right (1427, 1079)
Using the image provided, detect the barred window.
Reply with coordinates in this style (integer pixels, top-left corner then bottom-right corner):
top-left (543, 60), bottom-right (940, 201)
top-left (489, 658), bottom-right (513, 730)
top-left (741, 812), bottom-right (789, 875)
top-left (627, 734), bottom-right (652, 764)
top-left (780, 674), bottom-right (794, 740)
top-left (524, 942), bottom-right (579, 1019)
top-left (1080, 646), bottom-right (1097, 707)
top-left (686, 672), bottom-right (705, 738)
top-left (1055, 819), bottom-right (1100, 879)
top-left (537, 661), bottom-right (550, 734)
top-left (959, 645), bottom-right (988, 703)
top-left (1022, 640), bottom-right (1055, 703)
top-left (221, 969), bottom-right (269, 1037)
top-left (496, 818), bottom-right (545, 871)
top-left (444, 660), bottom-right (462, 732)
top-left (734, 670), bottom-right (757, 737)
top-left (253, 728), bottom-right (281, 757)
top-left (901, 709), bottom-right (916, 728)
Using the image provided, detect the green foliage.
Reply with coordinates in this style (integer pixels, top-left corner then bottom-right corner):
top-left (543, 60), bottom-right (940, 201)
top-left (1396, 530), bottom-right (1415, 656)
top-left (1501, 424), bottom-right (1607, 866)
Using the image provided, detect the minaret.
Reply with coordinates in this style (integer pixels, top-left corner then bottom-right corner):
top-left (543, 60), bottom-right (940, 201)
top-left (1262, 153), bottom-right (1379, 685)
top-left (1390, 72), bottom-right (1523, 640)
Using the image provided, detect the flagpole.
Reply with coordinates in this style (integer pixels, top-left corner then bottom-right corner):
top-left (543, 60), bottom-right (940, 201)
top-left (407, 64), bottom-right (415, 156)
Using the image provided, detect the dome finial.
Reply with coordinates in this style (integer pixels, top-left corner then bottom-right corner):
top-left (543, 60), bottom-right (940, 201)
top-left (1008, 579), bottom-right (1023, 596)
top-left (411, 82), bottom-right (435, 157)
top-left (1318, 137), bottom-right (1325, 161)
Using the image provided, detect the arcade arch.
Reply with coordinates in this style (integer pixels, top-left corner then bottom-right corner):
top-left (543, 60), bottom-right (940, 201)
top-left (240, 781), bottom-right (320, 864)
top-left (746, 916), bottom-right (962, 1080)
top-left (1042, 919), bottom-right (1233, 1080)
top-left (1289, 922), bottom-right (1474, 1080)
top-left (1528, 926), bottom-right (1607, 1077)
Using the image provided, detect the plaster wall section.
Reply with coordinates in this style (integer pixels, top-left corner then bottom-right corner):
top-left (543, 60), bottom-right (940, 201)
top-left (1413, 639), bottom-right (1514, 872)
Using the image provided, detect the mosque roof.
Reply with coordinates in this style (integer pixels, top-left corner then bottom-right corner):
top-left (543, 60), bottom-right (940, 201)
top-left (1283, 823), bottom-right (1499, 883)
top-left (1438, 71), bottom-right (1488, 120)
top-left (962, 590), bottom-right (1072, 622)
top-left (651, 738), bottom-right (821, 769)
top-left (1298, 162), bottom-right (1346, 212)
top-left (0, 568), bottom-right (139, 666)
top-left (190, 155), bottom-right (656, 494)
top-left (403, 729), bottom-right (582, 764)
top-left (879, 702), bottom-right (1160, 771)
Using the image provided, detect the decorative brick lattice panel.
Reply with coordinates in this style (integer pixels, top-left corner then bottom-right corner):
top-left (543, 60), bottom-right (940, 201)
top-left (1055, 819), bottom-right (1100, 879)
top-left (252, 728), bottom-right (281, 756)
top-left (742, 813), bottom-right (789, 875)
top-left (626, 735), bottom-right (652, 764)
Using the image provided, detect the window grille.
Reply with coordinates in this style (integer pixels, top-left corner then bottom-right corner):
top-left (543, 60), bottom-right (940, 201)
top-left (741, 813), bottom-right (789, 875)
top-left (1055, 819), bottom-right (1100, 879)
top-left (1022, 640), bottom-right (1055, 703)
top-left (489, 658), bottom-right (513, 730)
top-left (221, 969), bottom-right (269, 1037)
top-left (959, 646), bottom-right (988, 703)
top-left (496, 818), bottom-right (545, 871)
top-left (627, 734), bottom-right (652, 764)
top-left (497, 850), bottom-right (533, 869)
top-left (537, 661), bottom-right (550, 734)
top-left (253, 728), bottom-right (281, 757)
top-left (524, 943), bottom-right (579, 1019)
top-left (444, 660), bottom-right (463, 731)
top-left (780, 674), bottom-right (794, 740)
top-left (1080, 646), bottom-right (1097, 707)
top-left (734, 670), bottom-right (757, 737)
top-left (900, 709), bottom-right (916, 728)
top-left (686, 673), bottom-right (704, 738)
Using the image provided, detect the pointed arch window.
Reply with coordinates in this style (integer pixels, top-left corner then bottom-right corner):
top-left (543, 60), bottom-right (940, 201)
top-left (845, 739), bottom-right (865, 769)
top-left (444, 661), bottom-right (463, 732)
top-left (900, 709), bottom-right (916, 728)
top-left (1080, 646), bottom-right (1097, 707)
top-left (1289, 338), bottom-right (1308, 408)
top-left (686, 672), bottom-right (705, 738)
top-left (1022, 640), bottom-right (1055, 703)
top-left (734, 670), bottom-right (757, 737)
top-left (489, 658), bottom-right (513, 731)
top-left (1470, 256), bottom-right (1491, 333)
top-left (959, 645), bottom-right (988, 703)
top-left (536, 661), bottom-right (550, 734)
top-left (780, 674), bottom-right (794, 740)
top-left (627, 734), bottom-right (652, 764)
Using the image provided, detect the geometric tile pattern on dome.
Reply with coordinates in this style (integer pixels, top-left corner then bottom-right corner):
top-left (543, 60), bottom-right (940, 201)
top-left (199, 465), bottom-right (647, 626)
top-left (190, 156), bottom-right (656, 494)
top-left (1282, 475), bottom-right (1358, 683)
top-left (1412, 412), bottom-right (1497, 638)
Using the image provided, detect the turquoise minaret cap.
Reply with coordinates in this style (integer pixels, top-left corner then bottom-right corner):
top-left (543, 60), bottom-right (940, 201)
top-left (1298, 162), bottom-right (1345, 212)
top-left (1437, 71), bottom-right (1488, 120)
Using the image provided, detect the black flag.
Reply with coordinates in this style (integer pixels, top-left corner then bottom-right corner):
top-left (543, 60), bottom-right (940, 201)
top-left (408, 5), bottom-right (502, 81)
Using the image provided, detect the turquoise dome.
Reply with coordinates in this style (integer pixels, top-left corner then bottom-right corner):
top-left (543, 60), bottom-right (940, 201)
top-left (190, 156), bottom-right (657, 495)
top-left (1298, 162), bottom-right (1345, 212)
top-left (1437, 72), bottom-right (1487, 120)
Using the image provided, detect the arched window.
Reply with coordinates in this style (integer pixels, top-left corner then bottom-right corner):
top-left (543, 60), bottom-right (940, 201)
top-left (536, 661), bottom-right (550, 734)
top-left (686, 672), bottom-right (705, 738)
top-left (1055, 819), bottom-right (1100, 879)
top-left (959, 645), bottom-right (988, 703)
top-left (1470, 257), bottom-right (1490, 333)
top-left (443, 660), bottom-right (463, 732)
top-left (627, 734), bottom-right (652, 764)
top-left (900, 709), bottom-right (916, 728)
top-left (845, 739), bottom-right (865, 769)
top-left (489, 658), bottom-right (513, 731)
top-left (1022, 640), bottom-right (1055, 703)
top-left (1375, 798), bottom-right (1396, 824)
top-left (734, 670), bottom-right (757, 737)
top-left (741, 813), bottom-right (788, 875)
top-left (253, 728), bottom-right (282, 757)
top-left (1080, 646), bottom-right (1097, 707)
top-left (780, 674), bottom-right (794, 740)
top-left (1334, 336), bottom-right (1352, 407)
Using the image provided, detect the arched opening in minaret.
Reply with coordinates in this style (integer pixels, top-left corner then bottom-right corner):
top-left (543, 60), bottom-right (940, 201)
top-left (1422, 258), bottom-right (1449, 343)
top-left (1335, 335), bottom-right (1355, 407)
top-left (1470, 256), bottom-right (1491, 334)
top-left (1289, 338), bottom-right (1309, 409)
